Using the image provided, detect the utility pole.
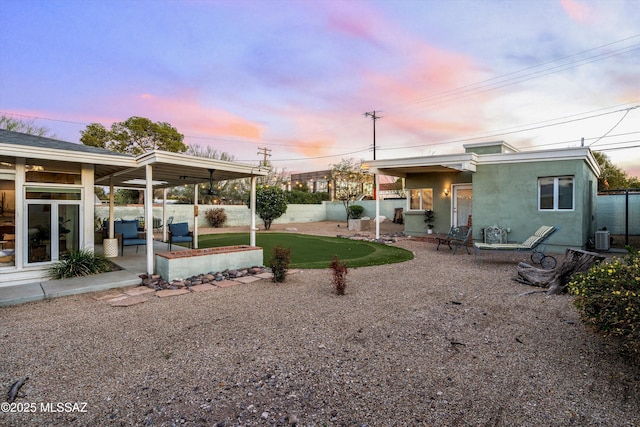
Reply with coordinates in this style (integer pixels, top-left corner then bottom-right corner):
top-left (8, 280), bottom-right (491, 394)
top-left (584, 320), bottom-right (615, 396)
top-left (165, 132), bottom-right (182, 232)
top-left (364, 111), bottom-right (381, 199)
top-left (257, 147), bottom-right (272, 167)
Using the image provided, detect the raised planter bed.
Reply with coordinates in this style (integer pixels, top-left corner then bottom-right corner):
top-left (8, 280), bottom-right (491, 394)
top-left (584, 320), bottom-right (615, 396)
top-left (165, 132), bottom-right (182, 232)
top-left (155, 245), bottom-right (263, 281)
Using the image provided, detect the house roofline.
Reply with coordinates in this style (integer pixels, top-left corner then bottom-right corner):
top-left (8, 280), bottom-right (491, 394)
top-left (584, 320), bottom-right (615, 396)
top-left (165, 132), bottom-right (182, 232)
top-left (135, 150), bottom-right (269, 176)
top-left (479, 147), bottom-right (601, 176)
top-left (0, 142), bottom-right (138, 167)
top-left (362, 146), bottom-right (600, 178)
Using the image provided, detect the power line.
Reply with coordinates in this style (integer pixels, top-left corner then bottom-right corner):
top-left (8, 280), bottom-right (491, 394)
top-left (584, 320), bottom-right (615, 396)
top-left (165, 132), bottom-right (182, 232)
top-left (595, 142), bottom-right (640, 152)
top-left (589, 106), bottom-right (638, 146)
top-left (374, 104), bottom-right (640, 154)
top-left (236, 147), bottom-right (372, 163)
top-left (385, 34), bottom-right (640, 112)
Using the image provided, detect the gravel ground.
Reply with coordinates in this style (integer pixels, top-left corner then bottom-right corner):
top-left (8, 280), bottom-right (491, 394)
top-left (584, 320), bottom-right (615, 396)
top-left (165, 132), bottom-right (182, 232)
top-left (1, 221), bottom-right (639, 426)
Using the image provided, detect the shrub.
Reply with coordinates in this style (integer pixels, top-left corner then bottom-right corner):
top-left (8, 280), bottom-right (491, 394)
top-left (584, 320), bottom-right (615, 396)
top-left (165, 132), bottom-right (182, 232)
top-left (348, 204), bottom-right (364, 219)
top-left (568, 247), bottom-right (640, 354)
top-left (330, 256), bottom-right (348, 295)
top-left (270, 245), bottom-right (292, 283)
top-left (424, 209), bottom-right (435, 229)
top-left (205, 208), bottom-right (227, 228)
top-left (250, 186), bottom-right (288, 230)
top-left (49, 249), bottom-right (112, 279)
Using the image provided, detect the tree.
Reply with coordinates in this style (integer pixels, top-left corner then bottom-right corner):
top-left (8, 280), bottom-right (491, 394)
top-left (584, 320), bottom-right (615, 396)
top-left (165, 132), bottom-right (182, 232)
top-left (114, 189), bottom-right (140, 205)
top-left (80, 116), bottom-right (187, 155)
top-left (593, 151), bottom-right (640, 190)
top-left (0, 115), bottom-right (55, 137)
top-left (330, 158), bottom-right (373, 222)
top-left (251, 186), bottom-right (288, 230)
top-left (81, 116), bottom-right (187, 204)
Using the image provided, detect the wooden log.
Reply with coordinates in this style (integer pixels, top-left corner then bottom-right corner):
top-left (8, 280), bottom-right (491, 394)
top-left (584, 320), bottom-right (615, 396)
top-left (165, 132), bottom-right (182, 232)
top-left (516, 248), bottom-right (605, 295)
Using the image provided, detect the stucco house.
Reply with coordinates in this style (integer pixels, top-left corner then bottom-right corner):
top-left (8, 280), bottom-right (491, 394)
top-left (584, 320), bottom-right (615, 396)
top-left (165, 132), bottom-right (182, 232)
top-left (364, 141), bottom-right (601, 252)
top-left (0, 129), bottom-right (267, 286)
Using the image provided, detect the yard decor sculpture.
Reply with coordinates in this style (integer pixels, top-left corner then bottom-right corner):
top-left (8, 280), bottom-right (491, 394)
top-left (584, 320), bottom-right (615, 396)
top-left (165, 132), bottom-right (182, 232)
top-left (516, 248), bottom-right (605, 295)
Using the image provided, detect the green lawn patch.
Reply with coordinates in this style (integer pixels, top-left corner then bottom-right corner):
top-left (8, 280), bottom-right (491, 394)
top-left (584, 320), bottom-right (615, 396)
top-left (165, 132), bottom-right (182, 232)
top-left (197, 233), bottom-right (413, 269)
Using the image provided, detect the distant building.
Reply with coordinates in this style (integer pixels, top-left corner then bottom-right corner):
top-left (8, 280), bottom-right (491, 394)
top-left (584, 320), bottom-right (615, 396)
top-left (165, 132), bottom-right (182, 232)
top-left (290, 170), bottom-right (403, 201)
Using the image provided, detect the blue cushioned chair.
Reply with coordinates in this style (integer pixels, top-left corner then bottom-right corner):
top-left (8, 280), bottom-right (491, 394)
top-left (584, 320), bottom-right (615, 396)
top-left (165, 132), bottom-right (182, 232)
top-left (168, 222), bottom-right (193, 251)
top-left (114, 221), bottom-right (146, 256)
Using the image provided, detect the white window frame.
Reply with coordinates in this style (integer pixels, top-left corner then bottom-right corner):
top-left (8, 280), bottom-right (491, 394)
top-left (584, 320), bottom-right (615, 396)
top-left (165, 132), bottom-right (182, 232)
top-left (408, 188), bottom-right (433, 211)
top-left (538, 176), bottom-right (574, 211)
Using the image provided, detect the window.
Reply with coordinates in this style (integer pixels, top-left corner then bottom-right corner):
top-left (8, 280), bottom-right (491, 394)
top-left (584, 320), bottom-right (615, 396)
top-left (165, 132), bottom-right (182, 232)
top-left (409, 188), bottom-right (433, 210)
top-left (539, 176), bottom-right (574, 211)
top-left (0, 176), bottom-right (16, 268)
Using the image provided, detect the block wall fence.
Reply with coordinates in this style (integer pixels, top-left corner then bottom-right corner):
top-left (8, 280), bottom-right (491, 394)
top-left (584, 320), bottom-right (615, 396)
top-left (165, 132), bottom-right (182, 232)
top-left (95, 200), bottom-right (406, 229)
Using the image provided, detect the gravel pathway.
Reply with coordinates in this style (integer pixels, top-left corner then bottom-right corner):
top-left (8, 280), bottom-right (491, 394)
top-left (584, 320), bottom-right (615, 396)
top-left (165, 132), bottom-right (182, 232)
top-left (1, 222), bottom-right (639, 426)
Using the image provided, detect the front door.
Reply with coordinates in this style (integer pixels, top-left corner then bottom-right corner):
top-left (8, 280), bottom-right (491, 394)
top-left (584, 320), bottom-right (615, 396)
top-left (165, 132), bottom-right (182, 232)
top-left (452, 184), bottom-right (472, 227)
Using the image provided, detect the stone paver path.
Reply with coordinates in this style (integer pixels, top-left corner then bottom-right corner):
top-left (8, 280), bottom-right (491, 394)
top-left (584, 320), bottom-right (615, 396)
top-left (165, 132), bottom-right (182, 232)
top-left (101, 270), bottom-right (301, 307)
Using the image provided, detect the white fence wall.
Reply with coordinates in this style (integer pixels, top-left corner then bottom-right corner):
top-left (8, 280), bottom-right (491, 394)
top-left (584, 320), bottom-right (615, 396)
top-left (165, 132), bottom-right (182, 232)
top-left (95, 199), bottom-right (406, 229)
top-left (596, 193), bottom-right (640, 235)
top-left (324, 200), bottom-right (406, 221)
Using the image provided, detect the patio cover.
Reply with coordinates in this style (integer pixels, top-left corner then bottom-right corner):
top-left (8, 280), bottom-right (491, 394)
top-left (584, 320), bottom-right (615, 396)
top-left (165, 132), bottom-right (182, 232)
top-left (94, 150), bottom-right (269, 276)
top-left (362, 153), bottom-right (478, 239)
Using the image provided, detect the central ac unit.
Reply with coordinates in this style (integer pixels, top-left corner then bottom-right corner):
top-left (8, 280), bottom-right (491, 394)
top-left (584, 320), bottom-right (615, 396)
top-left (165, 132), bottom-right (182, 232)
top-left (595, 231), bottom-right (610, 251)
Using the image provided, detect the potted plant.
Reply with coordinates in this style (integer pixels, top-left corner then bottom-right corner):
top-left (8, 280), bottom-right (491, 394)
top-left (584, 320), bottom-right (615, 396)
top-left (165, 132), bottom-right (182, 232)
top-left (348, 205), bottom-right (368, 231)
top-left (424, 209), bottom-right (435, 234)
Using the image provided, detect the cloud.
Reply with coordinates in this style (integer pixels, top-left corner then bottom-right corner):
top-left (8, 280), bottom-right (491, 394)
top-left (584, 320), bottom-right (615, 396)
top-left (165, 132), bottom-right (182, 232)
top-left (291, 138), bottom-right (336, 158)
top-left (133, 93), bottom-right (263, 140)
top-left (324, 0), bottom-right (386, 46)
top-left (560, 0), bottom-right (594, 24)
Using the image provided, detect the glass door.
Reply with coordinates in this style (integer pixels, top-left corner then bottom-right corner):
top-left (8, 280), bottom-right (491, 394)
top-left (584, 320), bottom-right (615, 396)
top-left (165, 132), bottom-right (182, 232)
top-left (27, 204), bottom-right (52, 263)
top-left (453, 184), bottom-right (472, 227)
top-left (58, 204), bottom-right (79, 256)
top-left (26, 200), bottom-right (81, 264)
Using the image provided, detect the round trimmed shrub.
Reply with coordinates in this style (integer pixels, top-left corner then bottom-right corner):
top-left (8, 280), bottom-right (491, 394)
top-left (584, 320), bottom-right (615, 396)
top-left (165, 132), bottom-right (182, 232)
top-left (205, 208), bottom-right (227, 228)
top-left (348, 204), bottom-right (364, 219)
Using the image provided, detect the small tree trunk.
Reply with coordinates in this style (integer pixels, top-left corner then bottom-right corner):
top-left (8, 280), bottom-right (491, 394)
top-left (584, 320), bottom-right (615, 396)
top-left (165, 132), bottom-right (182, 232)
top-left (516, 248), bottom-right (605, 295)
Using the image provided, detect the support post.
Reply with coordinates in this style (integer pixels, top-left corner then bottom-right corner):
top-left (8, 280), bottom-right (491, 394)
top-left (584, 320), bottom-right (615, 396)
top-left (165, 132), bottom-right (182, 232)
top-left (162, 188), bottom-right (168, 242)
top-left (108, 176), bottom-right (115, 239)
top-left (145, 165), bottom-right (154, 276)
top-left (250, 176), bottom-right (257, 247)
top-left (375, 173), bottom-right (380, 240)
top-left (193, 183), bottom-right (199, 249)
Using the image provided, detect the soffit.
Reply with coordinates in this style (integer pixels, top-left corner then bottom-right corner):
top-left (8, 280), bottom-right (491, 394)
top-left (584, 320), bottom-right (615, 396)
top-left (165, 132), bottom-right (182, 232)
top-left (94, 150), bottom-right (268, 189)
top-left (363, 153), bottom-right (478, 178)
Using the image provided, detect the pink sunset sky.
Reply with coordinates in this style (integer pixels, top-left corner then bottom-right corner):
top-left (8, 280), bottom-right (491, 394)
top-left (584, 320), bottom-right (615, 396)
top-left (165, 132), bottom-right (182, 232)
top-left (1, 0), bottom-right (639, 177)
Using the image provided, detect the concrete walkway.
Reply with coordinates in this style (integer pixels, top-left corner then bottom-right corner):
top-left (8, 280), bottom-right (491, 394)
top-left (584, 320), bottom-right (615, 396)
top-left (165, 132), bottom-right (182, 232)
top-left (0, 240), bottom-right (187, 307)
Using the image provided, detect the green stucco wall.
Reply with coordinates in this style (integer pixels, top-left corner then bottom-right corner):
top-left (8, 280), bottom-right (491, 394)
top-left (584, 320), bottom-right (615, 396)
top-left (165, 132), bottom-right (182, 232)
top-left (404, 171), bottom-right (472, 236)
top-left (472, 159), bottom-right (596, 252)
top-left (403, 159), bottom-right (597, 251)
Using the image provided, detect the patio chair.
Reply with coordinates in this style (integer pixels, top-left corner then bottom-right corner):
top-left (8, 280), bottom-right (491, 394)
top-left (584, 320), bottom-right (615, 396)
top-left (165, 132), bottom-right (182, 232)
top-left (168, 222), bottom-right (193, 251)
top-left (114, 220), bottom-right (146, 256)
top-left (474, 225), bottom-right (558, 269)
top-left (435, 226), bottom-right (473, 255)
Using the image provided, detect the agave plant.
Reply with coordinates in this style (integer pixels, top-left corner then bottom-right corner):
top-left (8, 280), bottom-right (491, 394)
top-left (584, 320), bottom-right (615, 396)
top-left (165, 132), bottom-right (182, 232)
top-left (49, 249), bottom-right (112, 279)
